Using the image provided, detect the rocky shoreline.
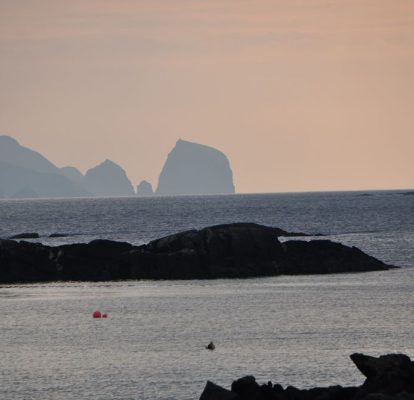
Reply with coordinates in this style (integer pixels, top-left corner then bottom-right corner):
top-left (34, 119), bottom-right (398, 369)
top-left (0, 223), bottom-right (395, 284)
top-left (200, 353), bottom-right (414, 400)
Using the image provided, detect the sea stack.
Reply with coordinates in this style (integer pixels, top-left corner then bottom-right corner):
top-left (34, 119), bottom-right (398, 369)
top-left (136, 180), bottom-right (154, 196)
top-left (84, 159), bottom-right (135, 197)
top-left (156, 139), bottom-right (235, 195)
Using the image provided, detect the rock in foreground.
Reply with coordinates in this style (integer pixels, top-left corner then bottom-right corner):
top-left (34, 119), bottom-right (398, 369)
top-left (0, 223), bottom-right (394, 283)
top-left (200, 353), bottom-right (414, 400)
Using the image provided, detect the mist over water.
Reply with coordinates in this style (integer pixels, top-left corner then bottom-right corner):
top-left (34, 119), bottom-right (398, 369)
top-left (0, 191), bottom-right (413, 399)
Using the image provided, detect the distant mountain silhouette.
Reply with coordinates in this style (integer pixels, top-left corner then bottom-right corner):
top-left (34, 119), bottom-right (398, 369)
top-left (0, 160), bottom-right (89, 199)
top-left (0, 135), bottom-right (59, 174)
top-left (0, 135), bottom-right (237, 199)
top-left (60, 166), bottom-right (84, 183)
top-left (137, 180), bottom-right (154, 196)
top-left (156, 139), bottom-right (235, 195)
top-left (0, 135), bottom-right (135, 199)
top-left (84, 160), bottom-right (135, 197)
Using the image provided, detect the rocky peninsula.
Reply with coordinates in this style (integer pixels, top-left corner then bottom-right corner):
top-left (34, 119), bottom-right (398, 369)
top-left (200, 353), bottom-right (414, 400)
top-left (0, 223), bottom-right (394, 284)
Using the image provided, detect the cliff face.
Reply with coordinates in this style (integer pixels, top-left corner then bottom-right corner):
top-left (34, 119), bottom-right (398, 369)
top-left (83, 159), bottom-right (135, 197)
top-left (156, 139), bottom-right (235, 195)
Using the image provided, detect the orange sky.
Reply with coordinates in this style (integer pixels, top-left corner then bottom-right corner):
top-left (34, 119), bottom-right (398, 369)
top-left (1, 0), bottom-right (413, 192)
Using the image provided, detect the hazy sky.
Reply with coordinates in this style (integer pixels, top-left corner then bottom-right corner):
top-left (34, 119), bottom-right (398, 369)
top-left (1, 0), bottom-right (413, 193)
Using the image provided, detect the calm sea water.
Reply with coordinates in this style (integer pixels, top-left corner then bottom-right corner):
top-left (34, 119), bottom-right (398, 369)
top-left (0, 191), bottom-right (413, 399)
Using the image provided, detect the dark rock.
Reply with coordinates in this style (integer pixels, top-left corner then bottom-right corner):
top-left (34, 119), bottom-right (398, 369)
top-left (156, 139), bottom-right (235, 195)
top-left (200, 381), bottom-right (239, 400)
top-left (280, 240), bottom-right (391, 274)
top-left (231, 376), bottom-right (261, 400)
top-left (351, 353), bottom-right (414, 396)
top-left (0, 223), bottom-right (395, 283)
top-left (9, 232), bottom-right (40, 239)
top-left (0, 240), bottom-right (57, 283)
top-left (55, 240), bottom-right (133, 281)
top-left (136, 180), bottom-right (154, 196)
top-left (130, 223), bottom-right (285, 279)
top-left (201, 353), bottom-right (414, 400)
top-left (49, 233), bottom-right (68, 238)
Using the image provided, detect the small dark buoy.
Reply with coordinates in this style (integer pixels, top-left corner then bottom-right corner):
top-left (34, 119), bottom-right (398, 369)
top-left (102, 313), bottom-right (108, 318)
top-left (92, 310), bottom-right (102, 318)
top-left (206, 341), bottom-right (215, 350)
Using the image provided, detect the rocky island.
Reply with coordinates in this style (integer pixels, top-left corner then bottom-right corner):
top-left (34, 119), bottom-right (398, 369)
top-left (0, 223), bottom-right (394, 284)
top-left (200, 352), bottom-right (414, 400)
top-left (155, 139), bottom-right (235, 195)
top-left (83, 159), bottom-right (135, 197)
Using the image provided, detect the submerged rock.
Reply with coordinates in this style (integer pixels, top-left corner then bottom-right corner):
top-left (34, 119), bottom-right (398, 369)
top-left (156, 139), bottom-right (235, 195)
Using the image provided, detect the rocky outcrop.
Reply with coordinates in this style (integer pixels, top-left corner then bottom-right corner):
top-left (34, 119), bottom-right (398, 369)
top-left (136, 180), bottom-right (154, 196)
top-left (83, 159), bottom-right (135, 197)
top-left (199, 353), bottom-right (414, 400)
top-left (156, 139), bottom-right (235, 195)
top-left (351, 353), bottom-right (414, 396)
top-left (0, 223), bottom-right (394, 284)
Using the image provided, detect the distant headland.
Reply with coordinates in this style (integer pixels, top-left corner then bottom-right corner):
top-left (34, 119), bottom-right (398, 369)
top-left (0, 135), bottom-right (235, 199)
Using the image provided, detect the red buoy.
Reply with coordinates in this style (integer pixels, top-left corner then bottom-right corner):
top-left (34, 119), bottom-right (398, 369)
top-left (93, 310), bottom-right (102, 318)
top-left (102, 313), bottom-right (108, 318)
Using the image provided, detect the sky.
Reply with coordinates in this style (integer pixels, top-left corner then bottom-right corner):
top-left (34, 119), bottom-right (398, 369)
top-left (1, 0), bottom-right (413, 193)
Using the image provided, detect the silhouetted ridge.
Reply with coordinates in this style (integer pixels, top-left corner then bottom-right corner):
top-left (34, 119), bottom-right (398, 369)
top-left (156, 139), bottom-right (235, 195)
top-left (84, 159), bottom-right (135, 197)
top-left (0, 135), bottom-right (60, 174)
top-left (60, 166), bottom-right (84, 183)
top-left (0, 160), bottom-right (89, 199)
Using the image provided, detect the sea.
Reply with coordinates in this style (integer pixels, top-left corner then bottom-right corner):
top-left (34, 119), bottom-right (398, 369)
top-left (0, 190), bottom-right (413, 400)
